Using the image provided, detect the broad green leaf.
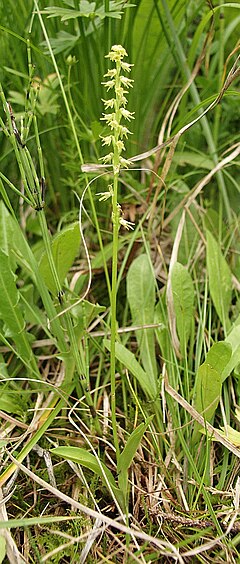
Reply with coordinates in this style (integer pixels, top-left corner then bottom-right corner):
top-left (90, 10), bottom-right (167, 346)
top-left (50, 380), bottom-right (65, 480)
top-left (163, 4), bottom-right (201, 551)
top-left (222, 315), bottom-right (240, 381)
top-left (0, 250), bottom-right (38, 372)
top-left (0, 536), bottom-right (6, 564)
top-left (117, 418), bottom-right (152, 508)
top-left (104, 339), bottom-right (157, 399)
top-left (43, 2), bottom-right (131, 21)
top-left (74, 237), bottom-right (128, 295)
top-left (52, 446), bottom-right (123, 507)
top-left (194, 364), bottom-right (221, 422)
top-left (118, 419), bottom-right (151, 475)
top-left (0, 205), bottom-right (66, 352)
top-left (217, 425), bottom-right (240, 447)
top-left (203, 209), bottom-right (226, 241)
top-left (171, 262), bottom-right (194, 353)
top-left (173, 151), bottom-right (213, 170)
top-left (205, 342), bottom-right (232, 377)
top-left (20, 285), bottom-right (46, 326)
top-left (127, 254), bottom-right (157, 380)
top-left (52, 446), bottom-right (115, 486)
top-left (0, 355), bottom-right (8, 379)
top-left (0, 250), bottom-right (25, 335)
top-left (0, 392), bottom-right (24, 416)
top-left (206, 230), bottom-right (232, 330)
top-left (0, 201), bottom-right (15, 259)
top-left (193, 342), bottom-right (232, 439)
top-left (39, 222), bottom-right (80, 294)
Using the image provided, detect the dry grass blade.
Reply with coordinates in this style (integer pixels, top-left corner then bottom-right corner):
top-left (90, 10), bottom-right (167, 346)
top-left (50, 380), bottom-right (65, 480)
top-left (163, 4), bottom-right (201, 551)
top-left (0, 489), bottom-right (26, 564)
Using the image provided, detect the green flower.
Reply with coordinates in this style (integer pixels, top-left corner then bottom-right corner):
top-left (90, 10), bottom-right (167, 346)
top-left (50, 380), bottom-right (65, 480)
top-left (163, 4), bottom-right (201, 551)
top-left (99, 45), bottom-right (135, 229)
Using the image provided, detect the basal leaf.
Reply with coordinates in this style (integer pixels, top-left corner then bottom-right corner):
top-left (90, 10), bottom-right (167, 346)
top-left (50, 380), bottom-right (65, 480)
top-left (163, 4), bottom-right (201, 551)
top-left (222, 315), bottom-right (240, 381)
top-left (39, 222), bottom-right (80, 294)
top-left (193, 342), bottom-right (232, 439)
top-left (205, 341), bottom-right (232, 377)
top-left (171, 262), bottom-right (194, 353)
top-left (217, 425), bottom-right (240, 447)
top-left (0, 250), bottom-right (25, 336)
top-left (194, 363), bottom-right (221, 422)
top-left (206, 230), bottom-right (232, 330)
top-left (0, 392), bottom-right (24, 416)
top-left (0, 250), bottom-right (38, 372)
top-left (127, 254), bottom-right (157, 380)
top-left (104, 339), bottom-right (157, 399)
top-left (117, 419), bottom-right (151, 475)
top-left (0, 201), bottom-right (15, 257)
top-left (52, 446), bottom-right (123, 507)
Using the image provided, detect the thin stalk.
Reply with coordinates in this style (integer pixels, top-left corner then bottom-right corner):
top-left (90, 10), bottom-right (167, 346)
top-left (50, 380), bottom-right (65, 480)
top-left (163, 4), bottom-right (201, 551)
top-left (213, 3), bottom-right (225, 145)
top-left (38, 210), bottom-right (62, 295)
top-left (0, 83), bottom-right (36, 205)
top-left (110, 172), bottom-right (120, 460)
top-left (100, 46), bottom-right (134, 460)
top-left (0, 172), bottom-right (32, 206)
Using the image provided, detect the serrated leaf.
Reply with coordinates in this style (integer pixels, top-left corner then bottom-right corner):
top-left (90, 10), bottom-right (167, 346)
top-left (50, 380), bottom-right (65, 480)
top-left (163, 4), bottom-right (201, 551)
top-left (206, 230), bottom-right (232, 330)
top-left (104, 339), bottom-right (157, 399)
top-left (39, 223), bottom-right (80, 294)
top-left (127, 254), bottom-right (157, 380)
top-left (171, 262), bottom-right (194, 353)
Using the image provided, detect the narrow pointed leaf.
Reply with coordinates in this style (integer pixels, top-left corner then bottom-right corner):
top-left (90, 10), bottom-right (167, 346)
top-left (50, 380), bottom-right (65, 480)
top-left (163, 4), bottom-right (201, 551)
top-left (52, 446), bottom-right (123, 507)
top-left (39, 222), bottom-right (80, 294)
top-left (0, 250), bottom-right (38, 370)
top-left (0, 250), bottom-right (25, 335)
top-left (117, 418), bottom-right (152, 474)
top-left (104, 339), bottom-right (157, 399)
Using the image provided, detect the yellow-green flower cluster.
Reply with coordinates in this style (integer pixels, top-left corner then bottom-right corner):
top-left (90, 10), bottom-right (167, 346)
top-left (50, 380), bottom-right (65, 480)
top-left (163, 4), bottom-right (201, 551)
top-left (100, 45), bottom-right (134, 174)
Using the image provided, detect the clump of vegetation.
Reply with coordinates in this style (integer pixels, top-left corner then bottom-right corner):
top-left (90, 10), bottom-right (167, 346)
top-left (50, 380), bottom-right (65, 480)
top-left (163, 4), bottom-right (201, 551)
top-left (0, 1), bottom-right (240, 562)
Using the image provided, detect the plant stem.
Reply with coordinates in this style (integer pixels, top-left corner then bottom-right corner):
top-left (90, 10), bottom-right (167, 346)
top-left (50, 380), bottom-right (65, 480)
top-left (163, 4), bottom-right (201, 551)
top-left (110, 172), bottom-right (120, 460)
